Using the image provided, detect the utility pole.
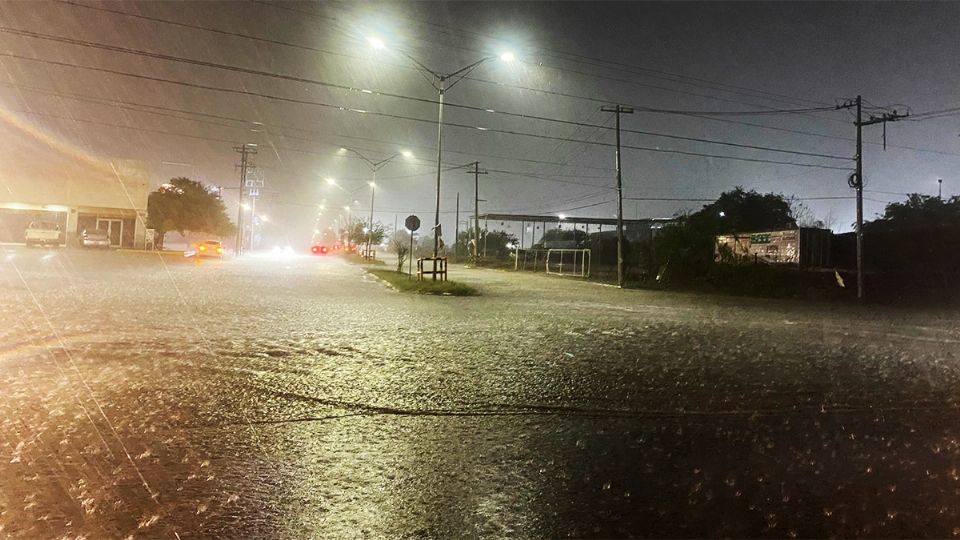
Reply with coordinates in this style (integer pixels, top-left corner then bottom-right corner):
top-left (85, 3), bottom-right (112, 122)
top-left (601, 104), bottom-right (634, 288)
top-left (465, 162), bottom-right (487, 260)
top-left (454, 192), bottom-right (460, 258)
top-left (233, 144), bottom-right (256, 256)
top-left (837, 96), bottom-right (908, 300)
top-left (367, 173), bottom-right (376, 260)
top-left (939, 178), bottom-right (943, 200)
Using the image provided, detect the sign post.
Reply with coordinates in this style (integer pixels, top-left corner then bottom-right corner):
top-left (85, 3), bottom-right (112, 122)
top-left (405, 215), bottom-right (420, 278)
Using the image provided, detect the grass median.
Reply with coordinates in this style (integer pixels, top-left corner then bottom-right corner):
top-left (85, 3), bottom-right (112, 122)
top-left (367, 269), bottom-right (479, 296)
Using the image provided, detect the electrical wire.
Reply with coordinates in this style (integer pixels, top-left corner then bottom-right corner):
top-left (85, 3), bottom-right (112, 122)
top-left (48, 2), bottom-right (959, 157)
top-left (0, 27), bottom-right (850, 161)
top-left (0, 52), bottom-right (851, 170)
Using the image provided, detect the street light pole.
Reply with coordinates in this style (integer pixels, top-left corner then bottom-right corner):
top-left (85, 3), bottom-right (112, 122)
top-left (368, 175), bottom-right (376, 258)
top-left (371, 39), bottom-right (513, 259)
top-left (336, 147), bottom-right (411, 257)
top-left (433, 79), bottom-right (445, 257)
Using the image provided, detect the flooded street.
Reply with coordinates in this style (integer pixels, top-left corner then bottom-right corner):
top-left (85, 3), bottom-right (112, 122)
top-left (3, 247), bottom-right (960, 538)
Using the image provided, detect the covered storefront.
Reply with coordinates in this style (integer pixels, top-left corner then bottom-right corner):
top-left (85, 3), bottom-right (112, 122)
top-left (0, 158), bottom-right (150, 248)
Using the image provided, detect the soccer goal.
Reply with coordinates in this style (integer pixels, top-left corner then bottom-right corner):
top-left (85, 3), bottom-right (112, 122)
top-left (545, 248), bottom-right (591, 278)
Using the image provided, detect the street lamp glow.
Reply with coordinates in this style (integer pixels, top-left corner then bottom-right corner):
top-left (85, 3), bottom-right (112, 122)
top-left (500, 51), bottom-right (516, 62)
top-left (240, 203), bottom-right (251, 210)
top-left (558, 213), bottom-right (567, 220)
top-left (325, 177), bottom-right (337, 186)
top-left (344, 206), bottom-right (351, 211)
top-left (367, 36), bottom-right (386, 50)
top-left (260, 215), bottom-right (269, 222)
top-left (368, 181), bottom-right (376, 187)
top-left (719, 211), bottom-right (726, 217)
top-left (401, 150), bottom-right (413, 158)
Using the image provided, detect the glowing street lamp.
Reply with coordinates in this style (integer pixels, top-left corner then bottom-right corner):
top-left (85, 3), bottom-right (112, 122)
top-left (370, 36), bottom-right (515, 258)
top-left (336, 146), bottom-right (412, 258)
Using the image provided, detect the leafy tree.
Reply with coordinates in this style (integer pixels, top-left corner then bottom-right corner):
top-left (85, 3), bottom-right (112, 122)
top-left (862, 193), bottom-right (960, 285)
top-left (146, 177), bottom-right (235, 248)
top-left (391, 230), bottom-right (411, 273)
top-left (344, 220), bottom-right (386, 246)
top-left (533, 228), bottom-right (589, 248)
top-left (687, 187), bottom-right (797, 235)
top-left (478, 230), bottom-right (519, 260)
top-left (865, 193), bottom-right (960, 232)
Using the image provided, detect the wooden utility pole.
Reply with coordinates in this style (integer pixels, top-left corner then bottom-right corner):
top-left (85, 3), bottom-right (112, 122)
top-left (465, 162), bottom-right (486, 260)
top-left (454, 192), bottom-right (460, 258)
top-left (837, 96), bottom-right (907, 300)
top-left (601, 105), bottom-right (634, 288)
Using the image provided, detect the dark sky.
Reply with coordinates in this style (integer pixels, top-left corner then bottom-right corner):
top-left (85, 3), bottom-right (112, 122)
top-left (1, 1), bottom-right (958, 244)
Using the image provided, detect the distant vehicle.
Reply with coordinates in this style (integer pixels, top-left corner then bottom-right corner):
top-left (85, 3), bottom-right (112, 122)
top-left (24, 221), bottom-right (62, 247)
top-left (310, 244), bottom-right (329, 255)
top-left (81, 228), bottom-right (111, 248)
top-left (195, 240), bottom-right (224, 258)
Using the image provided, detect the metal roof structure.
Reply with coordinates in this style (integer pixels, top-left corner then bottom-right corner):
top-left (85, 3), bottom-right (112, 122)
top-left (477, 213), bottom-right (676, 227)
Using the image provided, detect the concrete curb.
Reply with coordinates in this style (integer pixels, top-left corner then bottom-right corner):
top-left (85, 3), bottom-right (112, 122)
top-left (116, 249), bottom-right (186, 256)
top-left (362, 269), bottom-right (400, 293)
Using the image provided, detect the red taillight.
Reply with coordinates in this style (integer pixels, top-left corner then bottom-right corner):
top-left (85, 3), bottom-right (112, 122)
top-left (311, 245), bottom-right (320, 253)
top-left (320, 246), bottom-right (328, 254)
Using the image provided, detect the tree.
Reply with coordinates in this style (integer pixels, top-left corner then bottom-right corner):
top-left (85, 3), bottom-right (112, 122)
top-left (533, 228), bottom-right (589, 248)
top-left (146, 177), bottom-right (235, 248)
top-left (687, 187), bottom-right (797, 235)
top-left (862, 193), bottom-right (960, 285)
top-left (344, 220), bottom-right (386, 246)
top-left (390, 230), bottom-right (411, 273)
top-left (866, 193), bottom-right (960, 232)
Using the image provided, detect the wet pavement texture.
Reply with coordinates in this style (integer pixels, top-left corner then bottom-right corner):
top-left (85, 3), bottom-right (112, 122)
top-left (2, 247), bottom-right (960, 538)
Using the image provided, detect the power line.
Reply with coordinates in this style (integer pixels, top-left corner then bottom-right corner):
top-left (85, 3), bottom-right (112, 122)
top-left (264, 0), bottom-right (844, 121)
top-left (0, 79), bottom-right (616, 174)
top-left (314, 0), bottom-right (836, 111)
top-left (0, 26), bottom-right (850, 161)
top-left (47, 4), bottom-right (958, 158)
top-left (0, 52), bottom-right (850, 170)
top-left (6, 106), bottom-right (620, 193)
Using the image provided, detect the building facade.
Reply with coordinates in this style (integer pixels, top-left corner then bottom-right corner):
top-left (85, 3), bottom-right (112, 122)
top-left (0, 157), bottom-right (150, 248)
top-left (715, 228), bottom-right (832, 268)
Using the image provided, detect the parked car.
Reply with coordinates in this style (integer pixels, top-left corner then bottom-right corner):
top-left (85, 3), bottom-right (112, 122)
top-left (24, 221), bottom-right (62, 247)
top-left (195, 240), bottom-right (224, 259)
top-left (81, 228), bottom-right (111, 248)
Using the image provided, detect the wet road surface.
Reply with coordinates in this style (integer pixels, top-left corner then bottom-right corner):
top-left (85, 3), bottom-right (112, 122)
top-left (2, 247), bottom-right (960, 538)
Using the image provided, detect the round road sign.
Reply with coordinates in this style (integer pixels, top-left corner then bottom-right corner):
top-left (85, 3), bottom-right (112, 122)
top-left (405, 215), bottom-right (421, 232)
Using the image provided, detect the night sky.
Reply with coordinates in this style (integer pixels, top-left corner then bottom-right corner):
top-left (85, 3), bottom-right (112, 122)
top-left (1, 1), bottom-right (958, 245)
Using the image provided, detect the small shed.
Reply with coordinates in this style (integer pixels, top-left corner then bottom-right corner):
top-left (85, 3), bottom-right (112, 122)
top-left (715, 228), bottom-right (832, 268)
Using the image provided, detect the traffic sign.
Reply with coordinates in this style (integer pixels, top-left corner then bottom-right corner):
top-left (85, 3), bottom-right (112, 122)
top-left (405, 215), bottom-right (420, 232)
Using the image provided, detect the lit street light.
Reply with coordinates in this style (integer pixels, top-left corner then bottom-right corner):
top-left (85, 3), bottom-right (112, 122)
top-left (336, 146), bottom-right (412, 259)
top-left (370, 36), bottom-right (514, 258)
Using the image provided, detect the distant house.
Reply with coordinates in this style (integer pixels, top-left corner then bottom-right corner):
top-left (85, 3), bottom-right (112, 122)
top-left (715, 228), bottom-right (832, 268)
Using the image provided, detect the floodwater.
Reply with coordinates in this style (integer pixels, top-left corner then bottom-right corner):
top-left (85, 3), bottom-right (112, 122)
top-left (2, 247), bottom-right (960, 538)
